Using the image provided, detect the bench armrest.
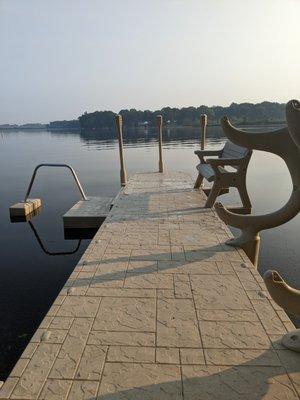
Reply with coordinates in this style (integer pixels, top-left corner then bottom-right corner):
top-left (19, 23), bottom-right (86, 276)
top-left (207, 157), bottom-right (245, 176)
top-left (194, 149), bottom-right (222, 164)
top-left (194, 150), bottom-right (222, 157)
top-left (207, 157), bottom-right (244, 167)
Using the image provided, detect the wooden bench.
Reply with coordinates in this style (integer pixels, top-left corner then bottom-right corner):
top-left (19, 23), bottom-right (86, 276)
top-left (194, 141), bottom-right (252, 208)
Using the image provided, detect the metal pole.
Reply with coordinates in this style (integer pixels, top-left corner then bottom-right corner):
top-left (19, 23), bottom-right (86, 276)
top-left (200, 114), bottom-right (207, 150)
top-left (115, 114), bottom-right (127, 186)
top-left (157, 115), bottom-right (164, 173)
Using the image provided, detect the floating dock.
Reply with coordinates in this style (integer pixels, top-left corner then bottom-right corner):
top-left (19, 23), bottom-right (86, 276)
top-left (63, 196), bottom-right (114, 229)
top-left (1, 172), bottom-right (299, 399)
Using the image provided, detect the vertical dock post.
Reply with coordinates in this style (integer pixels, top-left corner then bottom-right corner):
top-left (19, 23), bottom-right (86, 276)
top-left (115, 114), bottom-right (127, 187)
top-left (157, 115), bottom-right (164, 173)
top-left (200, 114), bottom-right (207, 150)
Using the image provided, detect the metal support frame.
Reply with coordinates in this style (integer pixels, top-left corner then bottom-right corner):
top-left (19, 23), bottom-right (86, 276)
top-left (24, 164), bottom-right (87, 202)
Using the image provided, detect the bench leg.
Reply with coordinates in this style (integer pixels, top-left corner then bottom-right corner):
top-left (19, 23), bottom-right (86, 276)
top-left (237, 183), bottom-right (252, 209)
top-left (194, 173), bottom-right (204, 189)
top-left (205, 182), bottom-right (221, 208)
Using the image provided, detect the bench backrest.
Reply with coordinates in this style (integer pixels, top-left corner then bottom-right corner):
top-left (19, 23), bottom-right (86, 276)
top-left (221, 141), bottom-right (250, 159)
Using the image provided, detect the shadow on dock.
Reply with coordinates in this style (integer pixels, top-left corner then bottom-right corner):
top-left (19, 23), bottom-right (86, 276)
top-left (69, 244), bottom-right (235, 287)
top-left (84, 343), bottom-right (300, 399)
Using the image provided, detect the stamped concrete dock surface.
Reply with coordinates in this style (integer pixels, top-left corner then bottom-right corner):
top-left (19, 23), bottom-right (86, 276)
top-left (1, 172), bottom-right (300, 400)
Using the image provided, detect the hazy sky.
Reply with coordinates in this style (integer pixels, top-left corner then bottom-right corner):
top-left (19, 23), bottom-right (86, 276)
top-left (0, 0), bottom-right (299, 124)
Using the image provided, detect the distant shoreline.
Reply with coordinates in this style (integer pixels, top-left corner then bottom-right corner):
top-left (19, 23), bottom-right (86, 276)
top-left (0, 120), bottom-right (285, 131)
top-left (0, 126), bottom-right (48, 130)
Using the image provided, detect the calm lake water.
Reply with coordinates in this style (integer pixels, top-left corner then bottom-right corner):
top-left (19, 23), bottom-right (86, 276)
top-left (0, 125), bottom-right (299, 379)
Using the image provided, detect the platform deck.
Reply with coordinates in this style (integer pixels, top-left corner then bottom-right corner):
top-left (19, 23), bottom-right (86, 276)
top-left (1, 172), bottom-right (299, 399)
top-left (63, 196), bottom-right (114, 229)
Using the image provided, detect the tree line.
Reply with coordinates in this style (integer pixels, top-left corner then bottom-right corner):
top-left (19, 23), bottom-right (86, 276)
top-left (45, 101), bottom-right (285, 130)
top-left (77, 101), bottom-right (285, 130)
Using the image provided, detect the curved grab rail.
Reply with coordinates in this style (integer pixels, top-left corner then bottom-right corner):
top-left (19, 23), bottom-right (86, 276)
top-left (24, 163), bottom-right (87, 202)
top-left (28, 221), bottom-right (82, 256)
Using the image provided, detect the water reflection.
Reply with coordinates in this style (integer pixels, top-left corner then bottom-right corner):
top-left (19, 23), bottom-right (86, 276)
top-left (28, 222), bottom-right (82, 256)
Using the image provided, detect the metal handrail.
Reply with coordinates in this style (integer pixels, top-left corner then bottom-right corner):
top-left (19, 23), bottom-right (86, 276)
top-left (24, 163), bottom-right (87, 201)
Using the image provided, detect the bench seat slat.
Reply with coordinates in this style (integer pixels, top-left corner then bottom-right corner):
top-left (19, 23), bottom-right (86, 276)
top-left (196, 163), bottom-right (227, 182)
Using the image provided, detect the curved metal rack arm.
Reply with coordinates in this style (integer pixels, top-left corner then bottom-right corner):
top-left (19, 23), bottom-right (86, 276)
top-left (24, 163), bottom-right (87, 201)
